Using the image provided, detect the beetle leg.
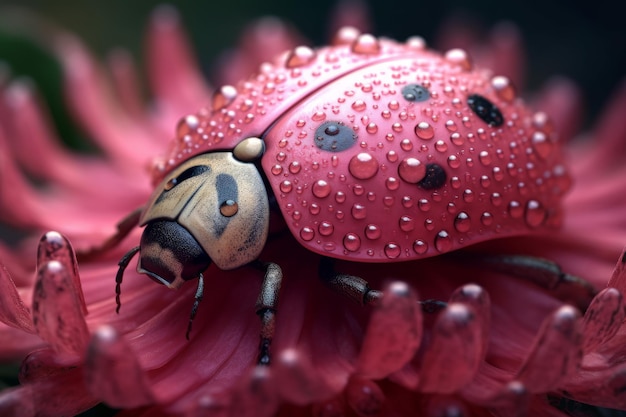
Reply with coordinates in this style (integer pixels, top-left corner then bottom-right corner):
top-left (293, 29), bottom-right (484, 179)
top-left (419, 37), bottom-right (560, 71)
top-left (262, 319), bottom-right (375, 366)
top-left (115, 245), bottom-right (140, 313)
top-left (476, 254), bottom-right (597, 311)
top-left (186, 273), bottom-right (204, 340)
top-left (319, 257), bottom-right (447, 313)
top-left (252, 261), bottom-right (283, 365)
top-left (79, 207), bottom-right (143, 260)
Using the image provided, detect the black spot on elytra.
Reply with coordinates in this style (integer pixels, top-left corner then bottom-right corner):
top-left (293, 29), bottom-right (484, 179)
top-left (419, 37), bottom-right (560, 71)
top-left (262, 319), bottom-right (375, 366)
top-left (418, 163), bottom-right (447, 190)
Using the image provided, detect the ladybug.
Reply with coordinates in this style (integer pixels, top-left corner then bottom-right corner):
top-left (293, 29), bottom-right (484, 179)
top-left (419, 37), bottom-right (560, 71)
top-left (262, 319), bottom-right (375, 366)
top-left (111, 29), bottom-right (574, 364)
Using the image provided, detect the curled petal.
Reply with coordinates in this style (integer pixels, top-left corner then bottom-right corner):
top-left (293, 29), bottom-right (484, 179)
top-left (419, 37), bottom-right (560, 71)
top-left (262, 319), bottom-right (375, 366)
top-left (229, 366), bottom-right (278, 417)
top-left (345, 376), bottom-right (385, 417)
top-left (0, 386), bottom-right (36, 417)
top-left (582, 287), bottom-right (624, 353)
top-left (146, 5), bottom-right (210, 118)
top-left (274, 348), bottom-right (335, 405)
top-left (561, 362), bottom-right (626, 410)
top-left (37, 231), bottom-right (87, 315)
top-left (515, 305), bottom-right (582, 392)
top-left (607, 247), bottom-right (626, 292)
top-left (31, 260), bottom-right (89, 358)
top-left (0, 263), bottom-right (33, 332)
top-left (418, 303), bottom-right (484, 393)
top-left (357, 281), bottom-right (422, 379)
top-left (85, 325), bottom-right (155, 408)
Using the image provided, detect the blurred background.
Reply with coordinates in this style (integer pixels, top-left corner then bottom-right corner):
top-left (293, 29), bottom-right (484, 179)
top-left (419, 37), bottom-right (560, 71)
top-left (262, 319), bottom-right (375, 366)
top-left (0, 0), bottom-right (624, 128)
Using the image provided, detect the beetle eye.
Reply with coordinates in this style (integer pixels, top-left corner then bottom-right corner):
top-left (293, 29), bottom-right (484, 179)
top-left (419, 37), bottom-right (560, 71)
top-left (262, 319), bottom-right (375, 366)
top-left (219, 199), bottom-right (239, 217)
top-left (164, 165), bottom-right (211, 190)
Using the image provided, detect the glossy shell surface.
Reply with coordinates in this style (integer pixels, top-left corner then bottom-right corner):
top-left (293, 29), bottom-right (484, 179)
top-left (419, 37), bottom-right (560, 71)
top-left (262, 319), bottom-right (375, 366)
top-left (153, 32), bottom-right (570, 262)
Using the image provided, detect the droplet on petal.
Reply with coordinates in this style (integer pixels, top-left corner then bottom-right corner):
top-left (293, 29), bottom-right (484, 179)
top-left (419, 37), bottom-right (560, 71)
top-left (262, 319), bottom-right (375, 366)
top-left (357, 281), bottom-right (422, 379)
top-left (212, 85), bottom-right (237, 111)
top-left (418, 303), bottom-right (483, 393)
top-left (285, 46), bottom-right (316, 68)
top-left (515, 305), bottom-right (582, 393)
top-left (85, 326), bottom-right (155, 407)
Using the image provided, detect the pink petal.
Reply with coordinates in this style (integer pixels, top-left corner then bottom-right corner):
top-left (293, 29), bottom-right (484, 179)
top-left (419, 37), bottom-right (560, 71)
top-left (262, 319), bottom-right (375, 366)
top-left (533, 77), bottom-right (584, 145)
top-left (344, 376), bottom-right (385, 417)
top-left (274, 348), bottom-right (336, 405)
top-left (228, 366), bottom-right (278, 417)
top-left (418, 303), bottom-right (485, 393)
top-left (0, 386), bottom-right (36, 417)
top-left (85, 325), bottom-right (155, 407)
top-left (145, 6), bottom-right (211, 118)
top-left (515, 305), bottom-right (582, 392)
top-left (356, 281), bottom-right (422, 379)
top-left (582, 287), bottom-right (624, 353)
top-left (483, 22), bottom-right (526, 90)
top-left (0, 262), bottom-right (34, 332)
top-left (37, 231), bottom-right (87, 315)
top-left (107, 49), bottom-right (146, 119)
top-left (449, 283), bottom-right (491, 358)
top-left (31, 259), bottom-right (89, 358)
top-left (608, 247), bottom-right (626, 292)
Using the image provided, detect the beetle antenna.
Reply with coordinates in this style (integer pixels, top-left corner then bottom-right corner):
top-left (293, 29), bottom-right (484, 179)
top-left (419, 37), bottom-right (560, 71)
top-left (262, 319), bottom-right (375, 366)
top-left (186, 273), bottom-right (204, 340)
top-left (116, 246), bottom-right (140, 314)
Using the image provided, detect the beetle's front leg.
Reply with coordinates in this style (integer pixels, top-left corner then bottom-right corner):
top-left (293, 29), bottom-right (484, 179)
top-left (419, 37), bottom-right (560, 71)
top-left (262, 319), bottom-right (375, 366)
top-left (252, 261), bottom-right (283, 366)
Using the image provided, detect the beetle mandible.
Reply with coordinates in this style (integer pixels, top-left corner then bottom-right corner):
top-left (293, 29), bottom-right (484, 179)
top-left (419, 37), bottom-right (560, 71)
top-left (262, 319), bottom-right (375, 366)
top-left (108, 29), bottom-right (581, 365)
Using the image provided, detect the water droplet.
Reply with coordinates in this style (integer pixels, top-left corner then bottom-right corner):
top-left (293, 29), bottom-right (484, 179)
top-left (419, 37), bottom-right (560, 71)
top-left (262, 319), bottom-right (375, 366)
top-left (444, 48), bottom-right (472, 70)
top-left (418, 198), bottom-right (431, 212)
top-left (351, 100), bottom-right (367, 111)
top-left (333, 26), bottom-right (360, 45)
top-left (434, 230), bottom-right (452, 252)
top-left (399, 216), bottom-right (415, 232)
top-left (385, 177), bottom-right (400, 191)
top-left (366, 122), bottom-right (378, 134)
top-left (435, 140), bottom-right (448, 153)
top-left (491, 75), bottom-right (516, 102)
top-left (414, 122), bottom-right (435, 140)
top-left (351, 204), bottom-right (367, 220)
top-left (463, 189), bottom-right (474, 203)
top-left (454, 212), bottom-right (471, 233)
top-left (288, 161), bottom-right (302, 174)
top-left (400, 139), bottom-right (413, 152)
top-left (343, 233), bottom-right (362, 251)
top-left (525, 200), bottom-right (546, 228)
top-left (480, 212), bottom-right (493, 226)
top-left (212, 85), bottom-right (237, 111)
top-left (300, 227), bottom-right (315, 241)
top-left (335, 191), bottom-right (346, 203)
top-left (384, 243), bottom-right (401, 259)
top-left (219, 199), bottom-right (239, 217)
top-left (262, 82), bottom-right (276, 95)
top-left (364, 224), bottom-right (381, 240)
top-left (398, 158), bottom-right (426, 184)
top-left (392, 122), bottom-right (403, 132)
top-left (319, 221), bottom-right (334, 236)
top-left (491, 193), bottom-right (503, 206)
top-left (351, 34), bottom-right (380, 54)
top-left (480, 175), bottom-right (491, 188)
top-left (312, 180), bottom-right (331, 198)
top-left (413, 239), bottom-right (428, 255)
top-left (492, 166), bottom-right (504, 181)
top-left (271, 164), bottom-right (283, 175)
top-left (176, 115), bottom-right (200, 138)
top-left (447, 155), bottom-right (460, 169)
top-left (312, 111), bottom-right (326, 122)
top-left (450, 132), bottom-right (464, 146)
top-left (309, 203), bottom-right (320, 215)
top-left (531, 131), bottom-right (552, 159)
top-left (479, 151), bottom-right (492, 166)
top-left (285, 46), bottom-right (316, 68)
top-left (386, 150), bottom-right (398, 162)
top-left (445, 120), bottom-right (457, 132)
top-left (508, 200), bottom-right (523, 218)
top-left (348, 153), bottom-right (379, 179)
top-left (280, 180), bottom-right (293, 193)
top-left (315, 121), bottom-right (356, 152)
top-left (388, 100), bottom-right (400, 110)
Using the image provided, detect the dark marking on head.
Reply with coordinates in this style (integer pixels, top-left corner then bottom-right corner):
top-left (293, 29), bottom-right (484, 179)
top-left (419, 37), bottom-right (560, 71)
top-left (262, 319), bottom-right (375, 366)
top-left (315, 121), bottom-right (356, 152)
top-left (214, 173), bottom-right (239, 236)
top-left (467, 94), bottom-right (504, 127)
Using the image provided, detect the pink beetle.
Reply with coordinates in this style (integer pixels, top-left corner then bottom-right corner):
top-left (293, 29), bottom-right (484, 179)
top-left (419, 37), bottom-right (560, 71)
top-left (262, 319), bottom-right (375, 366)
top-left (109, 30), bottom-right (575, 364)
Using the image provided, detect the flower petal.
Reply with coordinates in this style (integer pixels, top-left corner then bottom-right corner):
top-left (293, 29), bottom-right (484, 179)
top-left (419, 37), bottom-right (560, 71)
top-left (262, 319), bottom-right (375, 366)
top-left (0, 386), bottom-right (36, 417)
top-left (608, 247), bottom-right (626, 292)
top-left (345, 376), bottom-right (385, 417)
top-left (582, 287), bottom-right (624, 353)
top-left (449, 284), bottom-right (491, 358)
top-left (31, 259), bottom-right (89, 358)
top-left (356, 281), bottom-right (422, 379)
top-left (0, 262), bottom-right (33, 332)
top-left (514, 305), bottom-right (582, 393)
top-left (85, 325), bottom-right (155, 408)
top-left (418, 302), bottom-right (485, 393)
top-left (228, 366), bottom-right (278, 417)
top-left (274, 348), bottom-right (336, 405)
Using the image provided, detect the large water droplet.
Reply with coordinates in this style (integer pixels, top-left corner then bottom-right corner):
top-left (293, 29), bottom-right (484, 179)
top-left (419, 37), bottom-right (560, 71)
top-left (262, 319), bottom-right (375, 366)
top-left (312, 180), bottom-right (331, 198)
top-left (491, 75), bottom-right (516, 102)
top-left (524, 200), bottom-right (546, 228)
top-left (531, 131), bottom-right (552, 159)
top-left (351, 34), bottom-right (380, 54)
top-left (398, 158), bottom-right (426, 184)
top-left (348, 153), bottom-right (379, 179)
top-left (212, 85), bottom-right (237, 111)
top-left (434, 230), bottom-right (452, 252)
top-left (413, 239), bottom-right (428, 255)
top-left (454, 212), bottom-right (471, 233)
top-left (399, 216), bottom-right (415, 232)
top-left (351, 204), bottom-right (367, 220)
top-left (319, 221), bottom-right (334, 236)
top-left (300, 227), bottom-right (315, 241)
top-left (414, 122), bottom-right (435, 140)
top-left (508, 200), bottom-right (523, 218)
top-left (343, 233), bottom-right (362, 251)
top-left (364, 224), bottom-right (381, 240)
top-left (444, 48), bottom-right (472, 70)
top-left (285, 46), bottom-right (316, 68)
top-left (384, 243), bottom-right (401, 259)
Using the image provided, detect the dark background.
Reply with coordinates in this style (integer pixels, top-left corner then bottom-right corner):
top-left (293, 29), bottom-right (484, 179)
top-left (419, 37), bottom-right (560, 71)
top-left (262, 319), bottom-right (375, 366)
top-left (0, 0), bottom-right (624, 125)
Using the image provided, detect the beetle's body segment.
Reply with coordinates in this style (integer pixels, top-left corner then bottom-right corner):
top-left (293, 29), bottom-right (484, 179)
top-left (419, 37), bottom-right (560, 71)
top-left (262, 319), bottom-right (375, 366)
top-left (150, 35), bottom-right (570, 264)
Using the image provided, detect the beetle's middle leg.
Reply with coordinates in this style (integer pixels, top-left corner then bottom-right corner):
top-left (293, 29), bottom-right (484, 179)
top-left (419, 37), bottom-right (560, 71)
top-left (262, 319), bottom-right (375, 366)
top-left (251, 261), bottom-right (283, 366)
top-left (319, 257), bottom-right (446, 312)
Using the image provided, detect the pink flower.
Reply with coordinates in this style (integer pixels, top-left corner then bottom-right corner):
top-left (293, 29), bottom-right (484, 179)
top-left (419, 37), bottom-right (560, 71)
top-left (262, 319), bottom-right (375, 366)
top-left (1, 4), bottom-right (626, 416)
